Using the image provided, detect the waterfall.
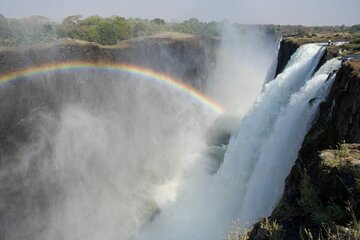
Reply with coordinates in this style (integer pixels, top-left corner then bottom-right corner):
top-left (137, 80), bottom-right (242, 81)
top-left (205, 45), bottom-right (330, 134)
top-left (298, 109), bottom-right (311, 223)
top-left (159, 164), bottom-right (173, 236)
top-left (1, 36), bottom-right (342, 240)
top-left (135, 44), bottom-right (336, 240)
top-left (239, 58), bottom-right (341, 223)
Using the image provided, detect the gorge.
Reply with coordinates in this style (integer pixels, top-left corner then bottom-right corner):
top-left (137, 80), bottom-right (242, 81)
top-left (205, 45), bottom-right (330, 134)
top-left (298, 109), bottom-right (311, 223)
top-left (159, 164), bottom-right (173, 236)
top-left (0, 27), bottom-right (359, 240)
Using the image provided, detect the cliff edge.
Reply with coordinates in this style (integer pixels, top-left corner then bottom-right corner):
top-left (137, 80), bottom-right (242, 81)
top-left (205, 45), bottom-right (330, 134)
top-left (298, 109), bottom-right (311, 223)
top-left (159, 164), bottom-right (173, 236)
top-left (249, 60), bottom-right (360, 240)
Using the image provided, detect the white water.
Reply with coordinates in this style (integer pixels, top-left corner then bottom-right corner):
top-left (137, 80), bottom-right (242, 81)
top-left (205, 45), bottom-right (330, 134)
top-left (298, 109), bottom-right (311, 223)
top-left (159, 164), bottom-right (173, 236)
top-left (135, 44), bottom-right (333, 240)
top-left (2, 34), bottom-right (341, 240)
top-left (240, 58), bottom-right (341, 222)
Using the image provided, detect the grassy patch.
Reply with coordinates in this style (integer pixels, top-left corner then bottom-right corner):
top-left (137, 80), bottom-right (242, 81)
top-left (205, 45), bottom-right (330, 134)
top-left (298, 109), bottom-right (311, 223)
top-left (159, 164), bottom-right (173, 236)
top-left (226, 218), bottom-right (283, 240)
top-left (260, 218), bottom-right (284, 240)
top-left (321, 141), bottom-right (351, 168)
top-left (336, 141), bottom-right (350, 159)
top-left (226, 220), bottom-right (250, 240)
top-left (298, 172), bottom-right (347, 224)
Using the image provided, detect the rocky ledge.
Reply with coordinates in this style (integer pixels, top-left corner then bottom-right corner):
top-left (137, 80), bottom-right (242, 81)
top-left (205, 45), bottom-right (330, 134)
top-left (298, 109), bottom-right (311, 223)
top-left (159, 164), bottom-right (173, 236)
top-left (0, 33), bottom-right (218, 89)
top-left (275, 34), bottom-right (360, 78)
top-left (248, 60), bottom-right (360, 240)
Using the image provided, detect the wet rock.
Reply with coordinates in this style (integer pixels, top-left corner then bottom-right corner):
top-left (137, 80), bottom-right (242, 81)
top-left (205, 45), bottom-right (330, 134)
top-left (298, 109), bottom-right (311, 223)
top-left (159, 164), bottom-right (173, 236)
top-left (256, 60), bottom-right (360, 240)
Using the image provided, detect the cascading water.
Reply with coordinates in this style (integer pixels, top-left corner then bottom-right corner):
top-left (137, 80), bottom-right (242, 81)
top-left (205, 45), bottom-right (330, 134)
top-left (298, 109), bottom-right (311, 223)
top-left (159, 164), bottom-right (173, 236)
top-left (134, 44), bottom-right (335, 240)
top-left (240, 58), bottom-right (341, 223)
top-left (0, 30), bottom-right (341, 240)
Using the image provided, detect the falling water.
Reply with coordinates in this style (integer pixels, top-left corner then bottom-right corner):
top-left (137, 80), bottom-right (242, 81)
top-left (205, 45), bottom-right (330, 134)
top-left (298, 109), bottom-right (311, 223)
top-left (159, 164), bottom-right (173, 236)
top-left (240, 58), bottom-right (341, 223)
top-left (0, 33), bottom-right (341, 240)
top-left (135, 44), bottom-right (333, 240)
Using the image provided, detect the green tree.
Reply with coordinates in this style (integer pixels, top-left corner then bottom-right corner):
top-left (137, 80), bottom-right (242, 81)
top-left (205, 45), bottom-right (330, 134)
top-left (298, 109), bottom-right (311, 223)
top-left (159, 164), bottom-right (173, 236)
top-left (350, 24), bottom-right (360, 32)
top-left (151, 18), bottom-right (165, 25)
top-left (0, 14), bottom-right (10, 38)
top-left (113, 16), bottom-right (131, 40)
top-left (96, 19), bottom-right (116, 44)
top-left (134, 21), bottom-right (147, 37)
top-left (59, 15), bottom-right (82, 38)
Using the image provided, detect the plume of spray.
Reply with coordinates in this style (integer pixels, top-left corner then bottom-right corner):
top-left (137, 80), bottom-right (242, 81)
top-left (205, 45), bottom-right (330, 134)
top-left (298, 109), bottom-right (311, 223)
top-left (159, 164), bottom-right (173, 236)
top-left (134, 24), bottom-right (279, 240)
top-left (1, 21), bottom-right (322, 240)
top-left (206, 22), bottom-right (279, 116)
top-left (0, 67), bottom-right (216, 240)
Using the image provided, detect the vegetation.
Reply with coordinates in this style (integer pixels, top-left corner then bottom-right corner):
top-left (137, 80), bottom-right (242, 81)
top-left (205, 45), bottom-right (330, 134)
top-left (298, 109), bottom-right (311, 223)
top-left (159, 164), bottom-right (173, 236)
top-left (0, 14), bottom-right (222, 46)
top-left (269, 156), bottom-right (360, 240)
top-left (297, 171), bottom-right (347, 224)
top-left (260, 218), bottom-right (284, 240)
top-left (226, 218), bottom-right (283, 240)
top-left (1, 14), bottom-right (359, 46)
top-left (321, 142), bottom-right (352, 169)
top-left (0, 14), bottom-right (57, 45)
top-left (226, 220), bottom-right (250, 240)
top-left (299, 203), bottom-right (360, 240)
top-left (336, 141), bottom-right (350, 159)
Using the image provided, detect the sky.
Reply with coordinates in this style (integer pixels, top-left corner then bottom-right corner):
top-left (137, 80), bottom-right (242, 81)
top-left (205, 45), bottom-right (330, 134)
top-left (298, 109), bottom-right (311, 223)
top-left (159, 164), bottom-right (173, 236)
top-left (1, 0), bottom-right (360, 26)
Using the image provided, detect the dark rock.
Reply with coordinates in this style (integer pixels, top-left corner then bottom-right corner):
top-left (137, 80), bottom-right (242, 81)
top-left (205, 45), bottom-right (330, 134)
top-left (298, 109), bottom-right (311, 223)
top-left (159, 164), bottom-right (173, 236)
top-left (274, 39), bottom-right (300, 78)
top-left (249, 222), bottom-right (270, 240)
top-left (257, 60), bottom-right (360, 239)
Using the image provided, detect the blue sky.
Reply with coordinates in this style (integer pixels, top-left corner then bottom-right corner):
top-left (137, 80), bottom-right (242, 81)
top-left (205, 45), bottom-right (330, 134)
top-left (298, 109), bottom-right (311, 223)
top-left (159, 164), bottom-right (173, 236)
top-left (2, 0), bottom-right (360, 25)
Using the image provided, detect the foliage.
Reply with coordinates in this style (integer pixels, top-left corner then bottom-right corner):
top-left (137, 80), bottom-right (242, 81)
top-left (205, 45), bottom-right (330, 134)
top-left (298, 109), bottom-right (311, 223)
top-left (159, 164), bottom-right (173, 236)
top-left (174, 18), bottom-right (219, 36)
top-left (0, 14), bottom-right (223, 46)
top-left (260, 218), bottom-right (284, 240)
top-left (321, 142), bottom-right (353, 169)
top-left (0, 14), bottom-right (14, 45)
top-left (226, 220), bottom-right (253, 240)
top-left (1, 13), bottom-right (360, 46)
top-left (272, 198), bottom-right (297, 220)
top-left (298, 171), bottom-right (348, 224)
top-left (56, 15), bottom-right (131, 44)
top-left (336, 141), bottom-right (350, 159)
top-left (151, 18), bottom-right (165, 25)
top-left (349, 24), bottom-right (360, 32)
top-left (0, 14), bottom-right (57, 45)
top-left (226, 218), bottom-right (284, 240)
top-left (298, 172), bottom-right (322, 217)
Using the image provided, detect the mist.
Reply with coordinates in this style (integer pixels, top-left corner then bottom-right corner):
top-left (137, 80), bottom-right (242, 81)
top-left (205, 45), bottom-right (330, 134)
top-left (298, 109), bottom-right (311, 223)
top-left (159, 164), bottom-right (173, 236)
top-left (0, 68), bottom-right (215, 239)
top-left (207, 23), bottom-right (278, 116)
top-left (133, 25), bottom-right (279, 240)
top-left (0, 20), bottom-right (302, 240)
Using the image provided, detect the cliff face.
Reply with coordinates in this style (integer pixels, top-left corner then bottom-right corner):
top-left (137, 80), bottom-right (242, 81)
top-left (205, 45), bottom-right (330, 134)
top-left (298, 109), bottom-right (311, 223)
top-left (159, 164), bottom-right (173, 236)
top-left (274, 39), bottom-right (300, 77)
top-left (0, 34), bottom-right (218, 89)
top-left (249, 60), bottom-right (360, 240)
top-left (0, 34), bottom-right (218, 152)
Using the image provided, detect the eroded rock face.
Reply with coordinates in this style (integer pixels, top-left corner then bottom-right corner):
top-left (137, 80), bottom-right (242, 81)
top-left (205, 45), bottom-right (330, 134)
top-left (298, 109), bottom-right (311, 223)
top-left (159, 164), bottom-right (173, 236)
top-left (274, 39), bottom-right (300, 77)
top-left (0, 35), bottom-right (218, 89)
top-left (256, 61), bottom-right (360, 239)
top-left (301, 60), bottom-right (360, 154)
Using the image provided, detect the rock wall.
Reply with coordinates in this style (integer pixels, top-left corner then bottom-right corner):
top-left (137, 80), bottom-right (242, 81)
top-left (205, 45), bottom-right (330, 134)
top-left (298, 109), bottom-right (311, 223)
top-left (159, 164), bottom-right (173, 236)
top-left (274, 39), bottom-right (300, 77)
top-left (0, 34), bottom-right (218, 152)
top-left (0, 35), bottom-right (218, 89)
top-left (249, 60), bottom-right (360, 240)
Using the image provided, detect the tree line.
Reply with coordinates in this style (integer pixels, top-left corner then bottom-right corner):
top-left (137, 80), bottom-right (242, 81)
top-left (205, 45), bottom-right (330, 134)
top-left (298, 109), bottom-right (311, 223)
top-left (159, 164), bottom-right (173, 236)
top-left (0, 15), bottom-right (222, 46)
top-left (0, 14), bottom-right (359, 46)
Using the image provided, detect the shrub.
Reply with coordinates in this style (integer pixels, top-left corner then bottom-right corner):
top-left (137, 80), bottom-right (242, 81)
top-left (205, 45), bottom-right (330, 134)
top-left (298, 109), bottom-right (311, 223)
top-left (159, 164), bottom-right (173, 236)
top-left (337, 141), bottom-right (350, 159)
top-left (260, 218), bottom-right (284, 240)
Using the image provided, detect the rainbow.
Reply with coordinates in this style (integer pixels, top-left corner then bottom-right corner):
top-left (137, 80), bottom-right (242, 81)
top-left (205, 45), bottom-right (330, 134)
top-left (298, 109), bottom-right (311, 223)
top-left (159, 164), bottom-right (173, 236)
top-left (0, 61), bottom-right (224, 114)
